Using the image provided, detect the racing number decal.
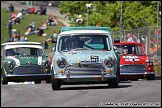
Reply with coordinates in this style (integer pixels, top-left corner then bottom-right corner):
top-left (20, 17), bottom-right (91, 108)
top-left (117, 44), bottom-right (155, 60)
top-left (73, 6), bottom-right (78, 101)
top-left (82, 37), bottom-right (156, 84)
top-left (91, 56), bottom-right (99, 62)
top-left (123, 56), bottom-right (140, 62)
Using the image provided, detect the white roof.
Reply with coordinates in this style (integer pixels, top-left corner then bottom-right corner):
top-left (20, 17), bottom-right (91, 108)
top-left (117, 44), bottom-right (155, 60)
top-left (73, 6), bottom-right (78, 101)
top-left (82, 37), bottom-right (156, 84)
top-left (59, 30), bottom-right (110, 35)
top-left (5, 45), bottom-right (43, 49)
top-left (1, 42), bottom-right (42, 46)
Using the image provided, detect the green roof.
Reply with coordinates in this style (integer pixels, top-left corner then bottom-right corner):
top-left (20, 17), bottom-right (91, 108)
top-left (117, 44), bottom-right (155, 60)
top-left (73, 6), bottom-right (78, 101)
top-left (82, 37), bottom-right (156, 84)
top-left (60, 26), bottom-right (111, 32)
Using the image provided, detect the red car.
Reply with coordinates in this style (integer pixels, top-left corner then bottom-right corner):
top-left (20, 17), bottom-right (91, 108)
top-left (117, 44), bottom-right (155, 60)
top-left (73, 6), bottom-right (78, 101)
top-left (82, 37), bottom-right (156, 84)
top-left (114, 41), bottom-right (155, 81)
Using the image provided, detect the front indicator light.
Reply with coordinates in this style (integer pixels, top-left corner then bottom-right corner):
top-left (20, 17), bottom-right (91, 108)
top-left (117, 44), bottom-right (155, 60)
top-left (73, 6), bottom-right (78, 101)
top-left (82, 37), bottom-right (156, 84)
top-left (148, 67), bottom-right (151, 71)
top-left (45, 69), bottom-right (48, 73)
top-left (60, 70), bottom-right (63, 74)
top-left (107, 69), bottom-right (111, 73)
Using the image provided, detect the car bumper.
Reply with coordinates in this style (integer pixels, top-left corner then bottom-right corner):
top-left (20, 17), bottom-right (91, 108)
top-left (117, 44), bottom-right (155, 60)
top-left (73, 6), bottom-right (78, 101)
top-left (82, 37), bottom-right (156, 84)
top-left (6, 74), bottom-right (51, 81)
top-left (6, 74), bottom-right (51, 77)
top-left (120, 72), bottom-right (154, 79)
top-left (54, 71), bottom-right (116, 82)
top-left (120, 64), bottom-right (154, 79)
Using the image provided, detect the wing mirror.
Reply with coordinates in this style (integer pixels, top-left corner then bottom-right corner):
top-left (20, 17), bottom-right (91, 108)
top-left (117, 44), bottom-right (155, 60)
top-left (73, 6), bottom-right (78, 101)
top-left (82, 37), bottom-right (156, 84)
top-left (113, 46), bottom-right (120, 54)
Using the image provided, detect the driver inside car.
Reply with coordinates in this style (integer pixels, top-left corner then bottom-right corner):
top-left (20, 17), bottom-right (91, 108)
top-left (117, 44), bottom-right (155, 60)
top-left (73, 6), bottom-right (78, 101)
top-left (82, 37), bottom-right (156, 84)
top-left (5, 49), bottom-right (15, 56)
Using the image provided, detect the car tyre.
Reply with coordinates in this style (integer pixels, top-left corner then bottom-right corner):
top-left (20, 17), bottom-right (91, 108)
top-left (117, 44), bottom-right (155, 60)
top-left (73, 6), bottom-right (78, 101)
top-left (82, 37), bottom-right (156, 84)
top-left (46, 78), bottom-right (51, 83)
top-left (108, 78), bottom-right (118, 88)
top-left (131, 78), bottom-right (138, 81)
top-left (147, 74), bottom-right (155, 80)
top-left (34, 80), bottom-right (41, 84)
top-left (51, 69), bottom-right (61, 90)
top-left (117, 66), bottom-right (120, 83)
top-left (108, 67), bottom-right (120, 88)
top-left (1, 69), bottom-right (8, 85)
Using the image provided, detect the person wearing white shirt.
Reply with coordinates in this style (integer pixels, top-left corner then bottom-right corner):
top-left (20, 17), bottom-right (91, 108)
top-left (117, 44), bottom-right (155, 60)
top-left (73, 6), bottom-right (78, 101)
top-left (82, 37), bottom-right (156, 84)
top-left (16, 11), bottom-right (22, 19)
top-left (127, 33), bottom-right (133, 42)
top-left (12, 11), bottom-right (22, 24)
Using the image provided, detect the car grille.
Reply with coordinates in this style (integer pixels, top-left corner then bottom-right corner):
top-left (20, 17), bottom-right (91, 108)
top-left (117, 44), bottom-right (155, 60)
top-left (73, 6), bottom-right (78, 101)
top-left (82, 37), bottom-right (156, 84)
top-left (66, 63), bottom-right (106, 75)
top-left (13, 65), bottom-right (43, 75)
top-left (120, 64), bottom-right (146, 73)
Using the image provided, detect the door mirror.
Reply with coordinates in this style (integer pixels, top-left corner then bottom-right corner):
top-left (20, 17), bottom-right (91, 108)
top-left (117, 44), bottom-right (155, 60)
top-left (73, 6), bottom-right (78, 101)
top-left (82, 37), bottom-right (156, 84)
top-left (52, 47), bottom-right (55, 52)
top-left (113, 46), bottom-right (120, 54)
top-left (113, 46), bottom-right (118, 51)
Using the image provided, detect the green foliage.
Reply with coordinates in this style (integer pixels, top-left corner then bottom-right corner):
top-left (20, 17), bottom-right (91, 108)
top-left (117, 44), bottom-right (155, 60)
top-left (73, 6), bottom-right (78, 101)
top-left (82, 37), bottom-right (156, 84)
top-left (59, 1), bottom-right (160, 31)
top-left (1, 8), bottom-right (63, 54)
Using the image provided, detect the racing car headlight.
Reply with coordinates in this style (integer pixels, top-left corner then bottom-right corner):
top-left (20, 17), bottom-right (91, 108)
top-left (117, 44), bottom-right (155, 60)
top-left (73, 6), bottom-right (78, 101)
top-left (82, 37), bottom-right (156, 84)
top-left (43, 60), bottom-right (50, 67)
top-left (146, 59), bottom-right (153, 66)
top-left (7, 61), bottom-right (15, 68)
top-left (57, 57), bottom-right (67, 68)
top-left (104, 57), bottom-right (114, 68)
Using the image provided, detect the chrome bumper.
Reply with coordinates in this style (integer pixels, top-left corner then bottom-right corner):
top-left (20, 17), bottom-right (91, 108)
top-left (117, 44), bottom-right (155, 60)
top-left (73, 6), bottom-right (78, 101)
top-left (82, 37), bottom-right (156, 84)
top-left (54, 70), bottom-right (116, 81)
top-left (120, 72), bottom-right (154, 75)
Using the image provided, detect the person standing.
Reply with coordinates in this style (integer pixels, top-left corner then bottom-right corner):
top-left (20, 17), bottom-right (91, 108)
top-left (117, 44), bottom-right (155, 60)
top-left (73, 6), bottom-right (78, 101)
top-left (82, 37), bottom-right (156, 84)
top-left (7, 20), bottom-right (12, 38)
top-left (127, 33), bottom-right (133, 42)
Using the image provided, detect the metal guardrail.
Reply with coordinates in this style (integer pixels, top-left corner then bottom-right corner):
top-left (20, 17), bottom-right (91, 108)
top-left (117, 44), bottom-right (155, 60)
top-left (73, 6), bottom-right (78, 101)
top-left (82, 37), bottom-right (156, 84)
top-left (113, 26), bottom-right (161, 60)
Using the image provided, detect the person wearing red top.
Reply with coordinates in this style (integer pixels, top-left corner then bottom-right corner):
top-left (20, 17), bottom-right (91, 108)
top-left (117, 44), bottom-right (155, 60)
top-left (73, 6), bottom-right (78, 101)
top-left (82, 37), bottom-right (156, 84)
top-left (29, 7), bottom-right (35, 14)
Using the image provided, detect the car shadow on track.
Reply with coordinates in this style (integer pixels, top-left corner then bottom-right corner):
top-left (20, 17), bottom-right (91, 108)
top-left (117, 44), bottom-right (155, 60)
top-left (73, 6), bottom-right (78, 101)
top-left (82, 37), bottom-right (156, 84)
top-left (60, 84), bottom-right (132, 90)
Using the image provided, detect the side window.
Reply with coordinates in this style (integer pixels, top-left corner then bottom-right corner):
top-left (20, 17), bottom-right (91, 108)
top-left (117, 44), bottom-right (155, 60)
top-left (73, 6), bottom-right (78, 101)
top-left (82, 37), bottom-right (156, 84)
top-left (30, 48), bottom-right (43, 56)
top-left (137, 45), bottom-right (143, 55)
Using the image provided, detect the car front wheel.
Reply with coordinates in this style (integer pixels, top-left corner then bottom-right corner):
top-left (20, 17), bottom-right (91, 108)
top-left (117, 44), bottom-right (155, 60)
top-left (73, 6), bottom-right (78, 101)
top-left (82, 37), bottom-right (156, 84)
top-left (34, 80), bottom-right (41, 84)
top-left (147, 74), bottom-right (155, 80)
top-left (46, 78), bottom-right (51, 83)
top-left (1, 69), bottom-right (8, 85)
top-left (51, 69), bottom-right (61, 90)
top-left (108, 78), bottom-right (118, 88)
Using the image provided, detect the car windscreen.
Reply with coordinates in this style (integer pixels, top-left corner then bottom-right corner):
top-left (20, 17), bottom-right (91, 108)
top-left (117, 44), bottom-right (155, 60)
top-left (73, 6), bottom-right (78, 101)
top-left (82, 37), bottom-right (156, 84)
top-left (5, 47), bottom-right (43, 57)
top-left (114, 44), bottom-right (144, 55)
top-left (58, 34), bottom-right (111, 52)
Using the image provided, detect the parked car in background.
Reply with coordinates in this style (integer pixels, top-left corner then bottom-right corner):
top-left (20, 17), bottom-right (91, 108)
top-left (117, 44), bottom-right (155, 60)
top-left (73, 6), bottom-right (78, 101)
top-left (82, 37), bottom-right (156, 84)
top-left (1, 42), bottom-right (51, 85)
top-left (51, 27), bottom-right (120, 90)
top-left (114, 41), bottom-right (155, 81)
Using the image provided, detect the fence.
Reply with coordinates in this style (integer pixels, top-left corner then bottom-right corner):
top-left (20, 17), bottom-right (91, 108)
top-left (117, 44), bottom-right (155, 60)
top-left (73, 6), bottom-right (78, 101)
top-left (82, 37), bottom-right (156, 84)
top-left (112, 26), bottom-right (161, 60)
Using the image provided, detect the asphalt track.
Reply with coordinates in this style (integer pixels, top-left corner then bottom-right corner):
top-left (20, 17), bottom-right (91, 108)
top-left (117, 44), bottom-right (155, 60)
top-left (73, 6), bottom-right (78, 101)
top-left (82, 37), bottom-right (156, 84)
top-left (1, 79), bottom-right (161, 107)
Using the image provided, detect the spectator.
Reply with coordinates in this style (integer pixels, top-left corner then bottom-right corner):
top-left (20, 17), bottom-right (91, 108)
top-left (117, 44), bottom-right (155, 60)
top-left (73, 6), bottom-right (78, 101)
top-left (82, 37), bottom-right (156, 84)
top-left (19, 34), bottom-right (26, 42)
top-left (52, 16), bottom-right (58, 26)
top-left (25, 23), bottom-right (33, 36)
top-left (127, 33), bottom-right (133, 42)
top-left (14, 32), bottom-right (20, 42)
top-left (6, 11), bottom-right (16, 22)
top-left (29, 7), bottom-right (35, 14)
top-left (6, 32), bottom-right (16, 42)
top-left (40, 20), bottom-right (47, 30)
top-left (25, 21), bottom-right (35, 30)
top-left (12, 11), bottom-right (22, 24)
top-left (31, 20), bottom-right (35, 28)
top-left (36, 27), bottom-right (44, 36)
top-left (34, 5), bottom-right (43, 14)
top-left (6, 20), bottom-right (12, 38)
top-left (46, 14), bottom-right (53, 26)
top-left (6, 4), bottom-right (14, 12)
top-left (45, 31), bottom-right (57, 43)
top-left (43, 31), bottom-right (58, 49)
top-left (39, 5), bottom-right (46, 15)
top-left (132, 33), bottom-right (138, 42)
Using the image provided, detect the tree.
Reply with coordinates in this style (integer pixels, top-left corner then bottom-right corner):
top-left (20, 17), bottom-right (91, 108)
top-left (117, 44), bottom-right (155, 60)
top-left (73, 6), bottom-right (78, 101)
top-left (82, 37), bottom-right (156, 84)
top-left (59, 1), bottom-right (158, 31)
